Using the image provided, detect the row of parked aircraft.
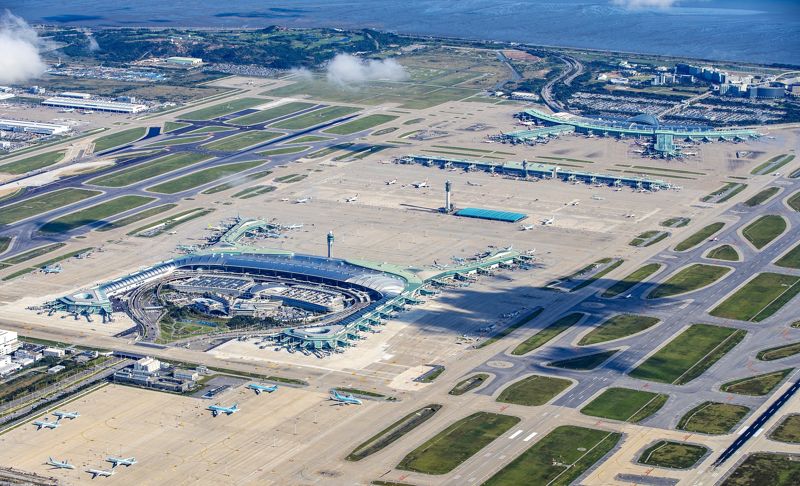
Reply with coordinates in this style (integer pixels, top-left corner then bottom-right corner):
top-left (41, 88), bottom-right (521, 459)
top-left (206, 387), bottom-right (361, 417)
top-left (33, 410), bottom-right (80, 430)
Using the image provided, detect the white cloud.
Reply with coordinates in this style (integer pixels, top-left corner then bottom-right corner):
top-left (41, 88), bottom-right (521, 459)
top-left (612, 0), bottom-right (678, 8)
top-left (0, 10), bottom-right (47, 84)
top-left (289, 67), bottom-right (313, 81)
top-left (86, 33), bottom-right (100, 52)
top-left (326, 53), bottom-right (408, 86)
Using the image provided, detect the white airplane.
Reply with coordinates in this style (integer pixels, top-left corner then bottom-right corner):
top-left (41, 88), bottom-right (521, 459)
top-left (541, 217), bottom-right (554, 226)
top-left (520, 224), bottom-right (534, 231)
top-left (569, 200), bottom-right (580, 206)
top-left (59, 108), bottom-right (75, 113)
top-left (282, 224), bottom-right (303, 230)
top-left (467, 181), bottom-right (483, 187)
top-left (345, 194), bottom-right (359, 203)
top-left (53, 411), bottom-right (80, 420)
top-left (247, 383), bottom-right (278, 395)
top-left (34, 417), bottom-right (61, 430)
top-left (106, 456), bottom-right (137, 468)
top-left (295, 197), bottom-right (312, 204)
top-left (625, 213), bottom-right (636, 218)
top-left (411, 180), bottom-right (429, 188)
top-left (592, 195), bottom-right (605, 201)
top-left (385, 179), bottom-right (397, 185)
top-left (432, 260), bottom-right (449, 270)
top-left (87, 468), bottom-right (114, 479)
top-left (47, 457), bottom-right (75, 470)
top-left (330, 390), bottom-right (362, 405)
top-left (207, 403), bottom-right (239, 417)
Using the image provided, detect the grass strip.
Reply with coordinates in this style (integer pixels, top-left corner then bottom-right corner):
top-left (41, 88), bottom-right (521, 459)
top-left (497, 375), bottom-right (572, 406)
top-left (512, 312), bottom-right (584, 356)
top-left (602, 263), bottom-right (661, 298)
top-left (347, 405), bottom-right (442, 461)
top-left (147, 161), bottom-right (264, 194)
top-left (674, 222), bottom-right (725, 251)
top-left (579, 314), bottom-right (660, 346)
top-left (0, 188), bottom-right (100, 225)
top-left (476, 307), bottom-right (543, 349)
top-left (39, 195), bottom-right (155, 234)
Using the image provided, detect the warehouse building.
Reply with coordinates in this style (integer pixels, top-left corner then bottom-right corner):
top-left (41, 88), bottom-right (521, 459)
top-left (0, 119), bottom-right (70, 135)
top-left (42, 97), bottom-right (148, 113)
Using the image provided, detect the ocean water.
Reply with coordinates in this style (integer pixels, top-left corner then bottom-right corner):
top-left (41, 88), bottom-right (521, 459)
top-left (3, 0), bottom-right (799, 65)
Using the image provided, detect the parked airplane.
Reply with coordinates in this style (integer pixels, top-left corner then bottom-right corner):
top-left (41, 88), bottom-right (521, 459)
top-left (541, 217), bottom-right (554, 225)
top-left (520, 224), bottom-right (534, 231)
top-left (207, 403), bottom-right (239, 417)
top-left (330, 390), bottom-right (362, 405)
top-left (295, 197), bottom-right (312, 204)
top-left (282, 224), bottom-right (304, 230)
top-left (247, 383), bottom-right (278, 395)
top-left (466, 181), bottom-right (483, 187)
top-left (385, 179), bottom-right (397, 185)
top-left (41, 264), bottom-right (62, 274)
top-left (53, 411), bottom-right (80, 420)
top-left (345, 194), bottom-right (359, 203)
top-left (34, 417), bottom-right (60, 430)
top-left (47, 457), bottom-right (75, 470)
top-left (106, 456), bottom-right (137, 468)
top-left (411, 180), bottom-right (429, 188)
top-left (432, 260), bottom-right (449, 270)
top-left (569, 200), bottom-right (580, 206)
top-left (87, 468), bottom-right (114, 478)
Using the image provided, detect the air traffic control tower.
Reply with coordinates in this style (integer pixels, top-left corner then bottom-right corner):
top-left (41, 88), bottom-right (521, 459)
top-left (327, 231), bottom-right (335, 258)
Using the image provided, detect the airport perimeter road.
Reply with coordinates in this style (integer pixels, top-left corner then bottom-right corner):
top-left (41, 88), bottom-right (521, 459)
top-left (469, 174), bottom-right (800, 431)
top-left (0, 111), bottom-right (365, 257)
top-left (541, 54), bottom-right (583, 111)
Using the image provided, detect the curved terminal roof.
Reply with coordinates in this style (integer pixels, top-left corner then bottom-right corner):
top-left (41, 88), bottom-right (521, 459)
top-left (626, 113), bottom-right (660, 128)
top-left (99, 251), bottom-right (408, 298)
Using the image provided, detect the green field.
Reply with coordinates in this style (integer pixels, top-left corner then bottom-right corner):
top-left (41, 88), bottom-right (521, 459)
top-left (788, 191), bottom-right (800, 212)
top-left (0, 242), bottom-right (65, 265)
top-left (96, 204), bottom-right (178, 232)
top-left (511, 312), bottom-right (584, 355)
top-left (648, 264), bottom-right (731, 299)
top-left (397, 412), bottom-right (520, 474)
top-left (93, 128), bottom-right (147, 152)
top-left (185, 126), bottom-right (237, 135)
top-left (710, 272), bottom-right (800, 322)
top-left (722, 453), bottom-right (800, 486)
top-left (637, 441), bottom-right (707, 469)
top-left (180, 97), bottom-right (267, 121)
top-left (629, 324), bottom-right (746, 384)
top-left (769, 415), bottom-right (800, 443)
top-left (476, 307), bottom-right (543, 349)
top-left (291, 135), bottom-right (331, 144)
top-left (274, 173), bottom-right (307, 183)
top-left (629, 230), bottom-right (669, 247)
top-left (580, 388), bottom-right (668, 423)
top-left (0, 188), bottom-right (100, 225)
top-left (201, 131), bottom-right (282, 151)
top-left (482, 426), bottom-right (621, 486)
top-left (677, 401), bottom-right (750, 434)
top-left (129, 208), bottom-right (214, 237)
top-left (776, 242), bottom-right (800, 269)
top-left (0, 150), bottom-right (65, 175)
top-left (578, 314), bottom-right (660, 346)
top-left (751, 154), bottom-right (796, 175)
top-left (721, 369), bottom-right (793, 396)
top-left (742, 215), bottom-right (786, 249)
top-left (496, 375), bottom-right (572, 406)
top-left (88, 152), bottom-right (213, 187)
top-left (661, 217), bottom-right (690, 228)
top-left (707, 245), bottom-right (740, 261)
top-left (39, 195), bottom-right (155, 234)
top-left (234, 185), bottom-right (277, 199)
top-left (271, 106), bottom-right (361, 130)
top-left (347, 405), bottom-right (442, 461)
top-left (201, 170), bottom-right (272, 195)
top-left (257, 146), bottom-right (310, 156)
top-left (743, 187), bottom-right (780, 207)
top-left (602, 263), bottom-right (662, 298)
top-left (227, 101), bottom-right (315, 125)
top-left (147, 161), bottom-right (264, 194)
top-left (449, 374), bottom-right (489, 396)
top-left (323, 114), bottom-right (398, 135)
top-left (757, 341), bottom-right (800, 361)
top-left (674, 222), bottom-right (725, 251)
top-left (549, 350), bottom-right (618, 370)
top-left (562, 257), bottom-right (624, 292)
top-left (144, 135), bottom-right (210, 147)
top-left (163, 121), bottom-right (190, 132)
